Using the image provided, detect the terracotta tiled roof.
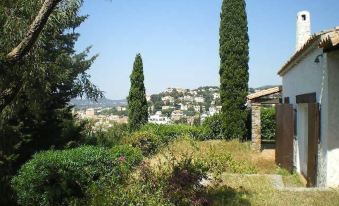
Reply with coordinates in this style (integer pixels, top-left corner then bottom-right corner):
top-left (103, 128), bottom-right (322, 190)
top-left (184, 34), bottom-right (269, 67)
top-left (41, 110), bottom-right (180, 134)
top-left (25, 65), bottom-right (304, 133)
top-left (278, 27), bottom-right (339, 76)
top-left (247, 86), bottom-right (282, 100)
top-left (319, 29), bottom-right (339, 49)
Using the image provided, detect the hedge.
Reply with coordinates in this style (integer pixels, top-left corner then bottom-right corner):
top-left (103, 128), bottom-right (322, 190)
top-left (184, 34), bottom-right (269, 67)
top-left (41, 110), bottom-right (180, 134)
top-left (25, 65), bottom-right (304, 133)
top-left (12, 145), bottom-right (142, 206)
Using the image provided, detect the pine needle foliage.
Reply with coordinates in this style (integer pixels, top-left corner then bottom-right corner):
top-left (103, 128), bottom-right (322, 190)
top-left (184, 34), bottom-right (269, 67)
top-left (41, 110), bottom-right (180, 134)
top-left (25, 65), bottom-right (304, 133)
top-left (128, 54), bottom-right (148, 131)
top-left (219, 0), bottom-right (249, 139)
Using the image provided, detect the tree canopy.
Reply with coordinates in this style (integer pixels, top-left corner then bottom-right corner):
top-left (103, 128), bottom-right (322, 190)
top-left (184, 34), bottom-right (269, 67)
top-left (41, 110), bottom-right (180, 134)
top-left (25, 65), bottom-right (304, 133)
top-left (219, 0), bottom-right (249, 139)
top-left (127, 54), bottom-right (148, 131)
top-left (0, 0), bottom-right (101, 204)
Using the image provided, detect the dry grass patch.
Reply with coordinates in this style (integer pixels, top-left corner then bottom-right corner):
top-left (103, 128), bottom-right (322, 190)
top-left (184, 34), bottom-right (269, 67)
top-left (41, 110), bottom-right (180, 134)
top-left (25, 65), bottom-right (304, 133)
top-left (146, 138), bottom-right (339, 205)
top-left (209, 174), bottom-right (339, 206)
top-left (149, 138), bottom-right (276, 174)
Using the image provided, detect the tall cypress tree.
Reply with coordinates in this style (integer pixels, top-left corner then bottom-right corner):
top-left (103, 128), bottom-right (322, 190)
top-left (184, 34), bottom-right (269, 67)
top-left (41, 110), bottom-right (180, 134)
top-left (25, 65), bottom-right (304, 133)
top-left (128, 54), bottom-right (148, 131)
top-left (219, 0), bottom-right (249, 139)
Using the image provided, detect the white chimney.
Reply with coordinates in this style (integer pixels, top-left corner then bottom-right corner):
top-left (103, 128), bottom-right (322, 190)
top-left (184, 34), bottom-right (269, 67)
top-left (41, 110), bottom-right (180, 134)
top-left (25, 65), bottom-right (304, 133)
top-left (296, 11), bottom-right (311, 51)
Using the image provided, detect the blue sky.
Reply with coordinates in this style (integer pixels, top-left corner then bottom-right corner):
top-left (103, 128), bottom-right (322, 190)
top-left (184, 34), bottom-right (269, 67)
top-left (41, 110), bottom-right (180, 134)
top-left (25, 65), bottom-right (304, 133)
top-left (75, 0), bottom-right (339, 99)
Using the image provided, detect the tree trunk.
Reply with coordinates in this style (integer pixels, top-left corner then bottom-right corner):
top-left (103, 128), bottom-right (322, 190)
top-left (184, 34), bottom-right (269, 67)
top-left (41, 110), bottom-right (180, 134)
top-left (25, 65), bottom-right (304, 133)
top-left (5, 0), bottom-right (62, 64)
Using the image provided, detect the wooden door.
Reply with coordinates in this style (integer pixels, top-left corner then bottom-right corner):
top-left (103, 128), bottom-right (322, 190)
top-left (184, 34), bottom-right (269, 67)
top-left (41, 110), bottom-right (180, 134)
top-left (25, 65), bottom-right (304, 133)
top-left (307, 103), bottom-right (320, 187)
top-left (276, 104), bottom-right (294, 172)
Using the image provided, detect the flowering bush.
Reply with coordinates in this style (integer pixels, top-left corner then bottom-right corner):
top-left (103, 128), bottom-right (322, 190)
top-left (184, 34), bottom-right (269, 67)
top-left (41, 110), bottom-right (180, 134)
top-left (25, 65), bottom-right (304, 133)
top-left (124, 131), bottom-right (161, 156)
top-left (164, 157), bottom-right (210, 206)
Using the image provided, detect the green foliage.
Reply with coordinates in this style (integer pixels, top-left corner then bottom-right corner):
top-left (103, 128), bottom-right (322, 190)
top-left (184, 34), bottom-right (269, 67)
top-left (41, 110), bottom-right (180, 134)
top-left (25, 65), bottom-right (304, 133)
top-left (111, 145), bottom-right (144, 170)
top-left (163, 157), bottom-right (210, 206)
top-left (90, 155), bottom-right (211, 206)
top-left (88, 161), bottom-right (173, 206)
top-left (219, 0), bottom-right (249, 138)
top-left (99, 107), bottom-right (128, 116)
top-left (162, 108), bottom-right (175, 117)
top-left (124, 131), bottom-right (161, 156)
top-left (11, 145), bottom-right (142, 206)
top-left (261, 107), bottom-right (276, 140)
top-left (128, 54), bottom-right (149, 131)
top-left (1, 1), bottom-right (101, 204)
top-left (184, 107), bottom-right (197, 117)
top-left (201, 151), bottom-right (257, 175)
top-left (88, 181), bottom-right (173, 206)
top-left (202, 114), bottom-right (224, 139)
top-left (140, 123), bottom-right (205, 142)
top-left (92, 123), bottom-right (129, 147)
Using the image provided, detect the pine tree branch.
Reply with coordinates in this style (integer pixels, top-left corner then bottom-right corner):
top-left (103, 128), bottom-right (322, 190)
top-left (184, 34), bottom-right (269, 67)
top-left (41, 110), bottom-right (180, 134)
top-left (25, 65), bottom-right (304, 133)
top-left (0, 82), bottom-right (22, 113)
top-left (5, 0), bottom-right (62, 64)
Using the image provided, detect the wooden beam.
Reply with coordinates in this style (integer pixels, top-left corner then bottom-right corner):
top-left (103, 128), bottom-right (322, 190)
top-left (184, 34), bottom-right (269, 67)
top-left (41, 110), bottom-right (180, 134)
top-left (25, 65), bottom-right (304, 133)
top-left (296, 92), bottom-right (316, 104)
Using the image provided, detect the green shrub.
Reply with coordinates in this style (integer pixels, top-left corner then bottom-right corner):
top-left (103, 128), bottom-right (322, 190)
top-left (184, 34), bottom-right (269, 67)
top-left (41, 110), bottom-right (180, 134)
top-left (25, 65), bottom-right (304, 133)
top-left (11, 146), bottom-right (142, 206)
top-left (124, 131), bottom-right (161, 156)
top-left (93, 123), bottom-right (129, 147)
top-left (163, 157), bottom-right (210, 206)
top-left (198, 146), bottom-right (256, 175)
top-left (88, 179), bottom-right (173, 206)
top-left (202, 114), bottom-right (224, 139)
top-left (205, 152), bottom-right (256, 174)
top-left (261, 107), bottom-right (276, 140)
top-left (111, 145), bottom-right (143, 167)
top-left (140, 124), bottom-right (206, 142)
top-left (89, 155), bottom-right (211, 206)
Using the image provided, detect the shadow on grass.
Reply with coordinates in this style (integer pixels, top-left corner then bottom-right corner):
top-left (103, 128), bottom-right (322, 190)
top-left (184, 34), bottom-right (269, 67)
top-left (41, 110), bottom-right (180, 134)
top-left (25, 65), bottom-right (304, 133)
top-left (208, 185), bottom-right (251, 206)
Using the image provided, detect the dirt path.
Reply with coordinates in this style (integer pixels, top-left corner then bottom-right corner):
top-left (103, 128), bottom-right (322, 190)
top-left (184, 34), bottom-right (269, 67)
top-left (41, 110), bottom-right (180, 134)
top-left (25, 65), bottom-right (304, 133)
top-left (260, 149), bottom-right (275, 160)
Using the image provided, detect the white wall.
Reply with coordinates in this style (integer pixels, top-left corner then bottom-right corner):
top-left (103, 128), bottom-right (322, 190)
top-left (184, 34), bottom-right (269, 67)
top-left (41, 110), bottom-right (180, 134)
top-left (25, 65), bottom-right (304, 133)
top-left (282, 46), bottom-right (329, 186)
top-left (296, 104), bottom-right (308, 176)
top-left (282, 48), bottom-right (324, 105)
top-left (326, 50), bottom-right (339, 187)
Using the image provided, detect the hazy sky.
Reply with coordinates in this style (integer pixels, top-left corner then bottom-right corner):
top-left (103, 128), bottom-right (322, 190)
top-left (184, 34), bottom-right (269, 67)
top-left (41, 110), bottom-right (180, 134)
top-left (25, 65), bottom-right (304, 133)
top-left (75, 0), bottom-right (339, 99)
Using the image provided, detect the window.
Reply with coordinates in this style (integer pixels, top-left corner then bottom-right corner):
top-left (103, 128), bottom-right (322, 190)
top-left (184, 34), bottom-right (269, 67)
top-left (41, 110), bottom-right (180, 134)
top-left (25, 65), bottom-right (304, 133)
top-left (302, 14), bottom-right (306, 21)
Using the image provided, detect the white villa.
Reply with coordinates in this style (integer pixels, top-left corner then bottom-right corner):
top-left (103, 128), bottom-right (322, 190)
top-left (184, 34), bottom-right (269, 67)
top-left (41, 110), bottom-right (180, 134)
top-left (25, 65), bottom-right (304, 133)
top-left (171, 110), bottom-right (184, 121)
top-left (194, 96), bottom-right (205, 103)
top-left (149, 111), bottom-right (171, 125)
top-left (183, 95), bottom-right (194, 102)
top-left (277, 11), bottom-right (339, 187)
top-left (178, 103), bottom-right (188, 111)
top-left (161, 96), bottom-right (175, 103)
top-left (213, 93), bottom-right (220, 100)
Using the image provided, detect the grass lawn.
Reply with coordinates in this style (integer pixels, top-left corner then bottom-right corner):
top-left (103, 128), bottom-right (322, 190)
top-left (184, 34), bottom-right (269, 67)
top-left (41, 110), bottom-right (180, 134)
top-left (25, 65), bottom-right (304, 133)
top-left (149, 138), bottom-right (339, 206)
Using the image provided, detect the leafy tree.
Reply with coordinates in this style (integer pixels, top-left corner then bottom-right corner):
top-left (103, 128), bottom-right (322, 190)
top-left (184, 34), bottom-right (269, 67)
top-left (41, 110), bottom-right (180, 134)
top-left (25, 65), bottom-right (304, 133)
top-left (219, 0), bottom-right (249, 139)
top-left (261, 107), bottom-right (276, 140)
top-left (0, 0), bottom-right (101, 204)
top-left (128, 54), bottom-right (148, 131)
top-left (184, 107), bottom-right (196, 117)
top-left (162, 108), bottom-right (175, 117)
top-left (0, 0), bottom-right (66, 112)
top-left (99, 107), bottom-right (128, 116)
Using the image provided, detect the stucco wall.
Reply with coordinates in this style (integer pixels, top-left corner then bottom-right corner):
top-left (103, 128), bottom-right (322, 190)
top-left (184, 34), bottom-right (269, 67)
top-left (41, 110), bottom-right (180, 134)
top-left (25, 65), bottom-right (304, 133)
top-left (296, 104), bottom-right (308, 176)
top-left (282, 48), bottom-right (324, 104)
top-left (326, 50), bottom-right (339, 187)
top-left (282, 47), bottom-right (329, 186)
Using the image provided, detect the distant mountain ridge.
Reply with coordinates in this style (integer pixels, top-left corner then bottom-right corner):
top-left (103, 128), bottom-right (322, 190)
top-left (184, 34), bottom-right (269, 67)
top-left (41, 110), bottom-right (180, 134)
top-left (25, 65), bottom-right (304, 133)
top-left (70, 85), bottom-right (280, 109)
top-left (70, 98), bottom-right (127, 108)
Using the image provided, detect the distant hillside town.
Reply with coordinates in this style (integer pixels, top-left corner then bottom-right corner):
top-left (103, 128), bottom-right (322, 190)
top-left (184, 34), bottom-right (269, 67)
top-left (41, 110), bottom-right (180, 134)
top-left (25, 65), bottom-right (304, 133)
top-left (72, 85), bottom-right (280, 129)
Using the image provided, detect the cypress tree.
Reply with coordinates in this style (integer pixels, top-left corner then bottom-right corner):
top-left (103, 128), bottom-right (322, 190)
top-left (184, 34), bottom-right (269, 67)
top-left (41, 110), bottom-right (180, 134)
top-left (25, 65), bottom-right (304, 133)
top-left (219, 0), bottom-right (249, 139)
top-left (128, 54), bottom-right (148, 131)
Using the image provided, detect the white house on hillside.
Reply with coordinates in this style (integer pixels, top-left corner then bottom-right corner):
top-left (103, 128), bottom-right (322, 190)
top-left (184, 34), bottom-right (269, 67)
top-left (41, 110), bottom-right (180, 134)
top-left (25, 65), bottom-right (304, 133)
top-left (149, 111), bottom-right (171, 125)
top-left (194, 96), bottom-right (205, 103)
top-left (162, 96), bottom-right (175, 103)
top-left (277, 11), bottom-right (339, 187)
